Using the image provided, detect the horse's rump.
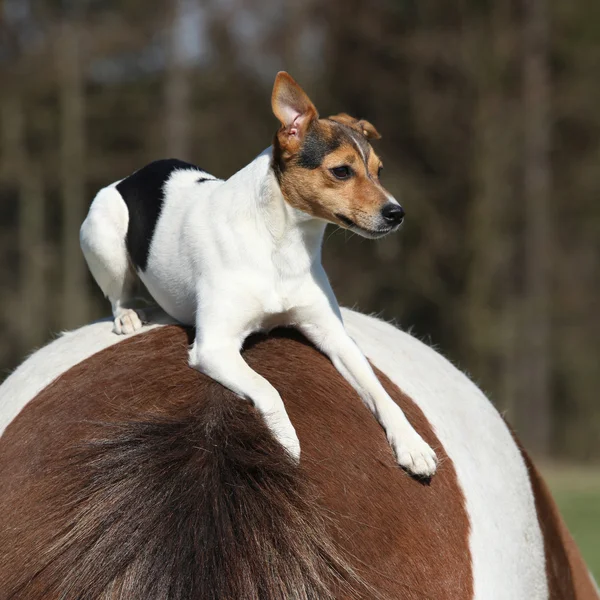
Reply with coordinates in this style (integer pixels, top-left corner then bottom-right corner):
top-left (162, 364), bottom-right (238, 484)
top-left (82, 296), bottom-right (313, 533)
top-left (0, 313), bottom-right (596, 599)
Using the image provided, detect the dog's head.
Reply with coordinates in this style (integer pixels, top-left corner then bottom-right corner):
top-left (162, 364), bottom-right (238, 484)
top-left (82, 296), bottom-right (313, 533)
top-left (271, 72), bottom-right (404, 238)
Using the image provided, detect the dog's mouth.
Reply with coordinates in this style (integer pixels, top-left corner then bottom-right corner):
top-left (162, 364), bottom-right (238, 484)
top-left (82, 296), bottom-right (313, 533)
top-left (334, 213), bottom-right (397, 239)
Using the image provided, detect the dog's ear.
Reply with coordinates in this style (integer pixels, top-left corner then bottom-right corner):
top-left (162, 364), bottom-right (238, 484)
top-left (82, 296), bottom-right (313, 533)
top-left (329, 113), bottom-right (382, 140)
top-left (272, 72), bottom-right (318, 151)
top-left (357, 118), bottom-right (381, 140)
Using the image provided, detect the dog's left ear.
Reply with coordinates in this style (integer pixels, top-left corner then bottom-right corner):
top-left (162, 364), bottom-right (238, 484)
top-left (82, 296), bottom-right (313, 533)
top-left (329, 113), bottom-right (382, 140)
top-left (272, 72), bottom-right (318, 152)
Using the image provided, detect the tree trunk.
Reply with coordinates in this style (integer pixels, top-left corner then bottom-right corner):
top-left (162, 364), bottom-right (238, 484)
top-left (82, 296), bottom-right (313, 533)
top-left (2, 95), bottom-right (47, 352)
top-left (58, 21), bottom-right (89, 330)
top-left (463, 6), bottom-right (518, 412)
top-left (165, 0), bottom-right (192, 159)
top-left (520, 0), bottom-right (552, 456)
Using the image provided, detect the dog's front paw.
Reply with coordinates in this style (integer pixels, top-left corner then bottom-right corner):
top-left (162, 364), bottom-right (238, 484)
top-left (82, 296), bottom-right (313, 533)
top-left (113, 309), bottom-right (144, 335)
top-left (389, 430), bottom-right (437, 478)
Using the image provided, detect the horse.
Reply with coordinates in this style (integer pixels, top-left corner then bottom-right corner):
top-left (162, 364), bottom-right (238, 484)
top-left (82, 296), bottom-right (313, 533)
top-left (0, 308), bottom-right (597, 599)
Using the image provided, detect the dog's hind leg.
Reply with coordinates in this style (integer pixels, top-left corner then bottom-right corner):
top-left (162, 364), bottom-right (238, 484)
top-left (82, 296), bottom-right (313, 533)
top-left (80, 184), bottom-right (144, 335)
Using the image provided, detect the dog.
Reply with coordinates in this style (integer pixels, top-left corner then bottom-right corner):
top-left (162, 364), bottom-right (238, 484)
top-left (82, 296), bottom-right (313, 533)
top-left (80, 72), bottom-right (437, 476)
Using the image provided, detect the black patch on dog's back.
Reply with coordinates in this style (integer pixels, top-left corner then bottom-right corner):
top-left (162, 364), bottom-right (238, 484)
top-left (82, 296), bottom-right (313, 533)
top-left (117, 159), bottom-right (209, 272)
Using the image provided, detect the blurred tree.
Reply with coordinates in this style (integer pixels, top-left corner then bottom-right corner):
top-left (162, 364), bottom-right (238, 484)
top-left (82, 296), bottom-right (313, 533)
top-left (520, 0), bottom-right (552, 456)
top-left (165, 0), bottom-right (192, 159)
top-left (0, 0), bottom-right (598, 460)
top-left (463, 2), bottom-right (520, 416)
top-left (57, 18), bottom-right (89, 329)
top-left (2, 94), bottom-right (47, 353)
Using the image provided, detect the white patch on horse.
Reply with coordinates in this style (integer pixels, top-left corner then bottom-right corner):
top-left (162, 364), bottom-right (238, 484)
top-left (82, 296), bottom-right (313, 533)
top-left (342, 309), bottom-right (549, 600)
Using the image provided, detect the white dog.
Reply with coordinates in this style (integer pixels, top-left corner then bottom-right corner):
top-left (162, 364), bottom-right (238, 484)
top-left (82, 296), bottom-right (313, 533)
top-left (80, 72), bottom-right (437, 476)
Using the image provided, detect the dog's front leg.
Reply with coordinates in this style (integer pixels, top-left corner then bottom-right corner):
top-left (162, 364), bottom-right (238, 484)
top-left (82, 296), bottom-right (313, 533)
top-left (297, 311), bottom-right (437, 477)
top-left (188, 333), bottom-right (300, 461)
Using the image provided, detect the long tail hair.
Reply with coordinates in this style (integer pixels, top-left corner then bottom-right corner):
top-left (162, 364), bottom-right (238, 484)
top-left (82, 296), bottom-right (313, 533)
top-left (3, 385), bottom-right (370, 600)
top-left (3, 382), bottom-right (368, 599)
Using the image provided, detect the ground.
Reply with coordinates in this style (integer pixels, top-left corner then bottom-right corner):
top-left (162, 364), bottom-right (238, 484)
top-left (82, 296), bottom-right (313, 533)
top-left (543, 464), bottom-right (600, 580)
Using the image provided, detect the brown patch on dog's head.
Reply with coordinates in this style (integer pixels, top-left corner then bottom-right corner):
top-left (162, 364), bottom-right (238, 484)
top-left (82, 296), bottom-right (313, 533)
top-left (271, 72), bottom-right (404, 238)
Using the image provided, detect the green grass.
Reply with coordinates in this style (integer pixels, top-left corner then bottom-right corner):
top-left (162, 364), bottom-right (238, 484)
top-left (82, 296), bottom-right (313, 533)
top-left (542, 464), bottom-right (600, 581)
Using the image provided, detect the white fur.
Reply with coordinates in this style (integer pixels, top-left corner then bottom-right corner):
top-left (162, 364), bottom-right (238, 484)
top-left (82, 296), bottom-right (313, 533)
top-left (347, 129), bottom-right (369, 170)
top-left (79, 184), bottom-right (135, 325)
top-left (79, 148), bottom-right (436, 474)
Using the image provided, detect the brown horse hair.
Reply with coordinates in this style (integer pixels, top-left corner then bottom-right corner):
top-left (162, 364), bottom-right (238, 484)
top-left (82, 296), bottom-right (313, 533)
top-left (1, 379), bottom-right (367, 599)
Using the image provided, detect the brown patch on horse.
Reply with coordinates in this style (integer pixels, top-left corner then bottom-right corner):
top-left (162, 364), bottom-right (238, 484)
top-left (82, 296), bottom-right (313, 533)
top-left (0, 326), bottom-right (473, 599)
top-left (519, 449), bottom-right (599, 599)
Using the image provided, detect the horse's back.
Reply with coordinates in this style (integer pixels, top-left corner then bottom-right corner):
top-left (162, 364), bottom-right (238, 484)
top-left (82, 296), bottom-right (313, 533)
top-left (0, 310), bottom-right (596, 599)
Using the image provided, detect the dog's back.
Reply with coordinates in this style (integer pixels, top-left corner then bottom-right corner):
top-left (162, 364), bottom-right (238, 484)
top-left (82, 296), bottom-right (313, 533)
top-left (115, 159), bottom-right (215, 273)
top-left (81, 159), bottom-right (222, 324)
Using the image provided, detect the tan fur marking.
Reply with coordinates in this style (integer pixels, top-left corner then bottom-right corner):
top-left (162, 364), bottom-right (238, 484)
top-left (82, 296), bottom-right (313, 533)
top-left (271, 73), bottom-right (395, 234)
top-left (368, 149), bottom-right (383, 178)
top-left (276, 123), bottom-right (391, 230)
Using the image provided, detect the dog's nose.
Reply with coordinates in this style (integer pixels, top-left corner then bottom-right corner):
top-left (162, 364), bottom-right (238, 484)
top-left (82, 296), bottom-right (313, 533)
top-left (381, 204), bottom-right (405, 226)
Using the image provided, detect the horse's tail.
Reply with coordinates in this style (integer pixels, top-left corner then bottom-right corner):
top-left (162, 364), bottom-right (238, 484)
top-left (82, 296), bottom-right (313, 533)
top-left (3, 384), bottom-right (365, 600)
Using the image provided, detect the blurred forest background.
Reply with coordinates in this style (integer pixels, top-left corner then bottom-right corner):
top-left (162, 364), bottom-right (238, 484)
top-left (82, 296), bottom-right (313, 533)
top-left (0, 0), bottom-right (598, 464)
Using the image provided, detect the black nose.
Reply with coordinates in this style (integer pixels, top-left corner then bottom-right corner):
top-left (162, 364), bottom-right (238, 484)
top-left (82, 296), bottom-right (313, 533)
top-left (381, 203), bottom-right (405, 225)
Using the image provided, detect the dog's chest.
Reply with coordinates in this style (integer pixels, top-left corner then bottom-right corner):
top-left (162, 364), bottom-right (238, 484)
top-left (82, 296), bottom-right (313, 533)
top-left (237, 246), bottom-right (312, 314)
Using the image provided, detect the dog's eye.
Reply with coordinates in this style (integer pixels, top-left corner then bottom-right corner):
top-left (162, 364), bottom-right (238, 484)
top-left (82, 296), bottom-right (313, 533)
top-left (377, 165), bottom-right (383, 179)
top-left (330, 166), bottom-right (353, 180)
